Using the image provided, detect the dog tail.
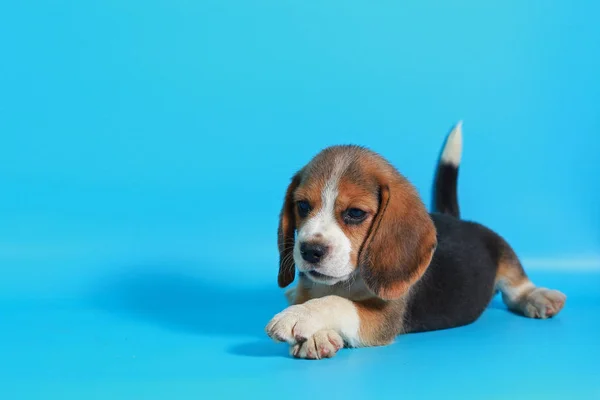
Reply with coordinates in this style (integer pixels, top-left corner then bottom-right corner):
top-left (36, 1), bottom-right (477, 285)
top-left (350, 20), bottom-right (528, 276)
top-left (432, 121), bottom-right (463, 219)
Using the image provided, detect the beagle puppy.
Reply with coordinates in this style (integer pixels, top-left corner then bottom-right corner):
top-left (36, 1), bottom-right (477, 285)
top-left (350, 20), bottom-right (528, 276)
top-left (266, 122), bottom-right (566, 359)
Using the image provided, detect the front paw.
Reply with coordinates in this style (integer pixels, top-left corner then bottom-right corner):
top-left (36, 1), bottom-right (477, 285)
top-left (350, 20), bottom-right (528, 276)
top-left (265, 305), bottom-right (323, 345)
top-left (290, 329), bottom-right (344, 360)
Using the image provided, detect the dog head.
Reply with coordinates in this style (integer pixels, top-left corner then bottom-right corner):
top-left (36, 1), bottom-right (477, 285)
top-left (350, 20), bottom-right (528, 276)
top-left (277, 145), bottom-right (437, 300)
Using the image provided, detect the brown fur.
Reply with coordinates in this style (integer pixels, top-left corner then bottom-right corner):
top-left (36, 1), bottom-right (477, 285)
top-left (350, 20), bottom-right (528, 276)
top-left (355, 298), bottom-right (407, 346)
top-left (354, 155), bottom-right (438, 300)
top-left (290, 274), bottom-right (406, 346)
top-left (276, 146), bottom-right (439, 345)
top-left (493, 239), bottom-right (535, 302)
top-left (336, 177), bottom-right (380, 267)
top-left (491, 240), bottom-right (567, 319)
top-left (277, 147), bottom-right (437, 300)
top-left (495, 247), bottom-right (529, 289)
top-left (270, 143), bottom-right (566, 357)
top-left (277, 173), bottom-right (301, 288)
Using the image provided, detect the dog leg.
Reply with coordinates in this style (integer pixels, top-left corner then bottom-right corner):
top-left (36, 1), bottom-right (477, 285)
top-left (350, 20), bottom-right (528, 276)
top-left (265, 295), bottom-right (362, 359)
top-left (496, 254), bottom-right (566, 319)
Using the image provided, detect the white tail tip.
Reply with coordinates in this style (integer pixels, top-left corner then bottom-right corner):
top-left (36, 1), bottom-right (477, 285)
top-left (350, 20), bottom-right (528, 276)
top-left (441, 121), bottom-right (463, 167)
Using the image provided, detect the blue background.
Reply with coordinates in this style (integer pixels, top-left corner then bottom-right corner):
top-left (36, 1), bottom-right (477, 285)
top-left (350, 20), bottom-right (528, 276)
top-left (1, 1), bottom-right (599, 399)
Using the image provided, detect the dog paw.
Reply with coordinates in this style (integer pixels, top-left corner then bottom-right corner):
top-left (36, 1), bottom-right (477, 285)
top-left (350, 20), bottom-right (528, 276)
top-left (265, 305), bottom-right (323, 345)
top-left (290, 329), bottom-right (344, 360)
top-left (521, 288), bottom-right (566, 319)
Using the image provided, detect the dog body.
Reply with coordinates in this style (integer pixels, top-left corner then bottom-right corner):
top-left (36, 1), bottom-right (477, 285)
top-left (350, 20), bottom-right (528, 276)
top-left (266, 123), bottom-right (566, 359)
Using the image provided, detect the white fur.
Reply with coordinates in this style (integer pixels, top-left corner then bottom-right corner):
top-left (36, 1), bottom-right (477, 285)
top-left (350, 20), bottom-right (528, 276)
top-left (265, 295), bottom-right (362, 349)
top-left (500, 280), bottom-right (535, 302)
top-left (441, 120), bottom-right (463, 167)
top-left (290, 329), bottom-right (344, 359)
top-left (294, 155), bottom-right (354, 285)
top-left (308, 273), bottom-right (373, 302)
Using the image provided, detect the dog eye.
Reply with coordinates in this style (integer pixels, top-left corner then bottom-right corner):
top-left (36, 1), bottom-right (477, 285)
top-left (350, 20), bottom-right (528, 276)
top-left (344, 208), bottom-right (367, 224)
top-left (297, 201), bottom-right (312, 218)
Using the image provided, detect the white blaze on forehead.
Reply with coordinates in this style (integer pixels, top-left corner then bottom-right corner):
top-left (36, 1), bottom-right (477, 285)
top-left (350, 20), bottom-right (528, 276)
top-left (295, 153), bottom-right (355, 281)
top-left (299, 153), bottom-right (351, 240)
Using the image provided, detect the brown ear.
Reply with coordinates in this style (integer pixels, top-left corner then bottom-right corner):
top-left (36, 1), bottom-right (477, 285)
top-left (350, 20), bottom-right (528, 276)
top-left (277, 173), bottom-right (301, 288)
top-left (359, 177), bottom-right (437, 300)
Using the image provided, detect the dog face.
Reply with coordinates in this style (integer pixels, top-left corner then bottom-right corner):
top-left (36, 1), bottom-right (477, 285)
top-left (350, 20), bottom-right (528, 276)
top-left (277, 145), bottom-right (438, 300)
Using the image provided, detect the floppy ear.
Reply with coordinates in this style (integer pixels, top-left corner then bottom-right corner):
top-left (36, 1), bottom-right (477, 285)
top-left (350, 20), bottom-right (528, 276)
top-left (277, 174), bottom-right (301, 288)
top-left (359, 177), bottom-right (437, 300)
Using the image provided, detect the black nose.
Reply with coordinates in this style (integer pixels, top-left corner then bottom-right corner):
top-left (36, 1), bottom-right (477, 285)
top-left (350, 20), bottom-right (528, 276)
top-left (300, 242), bottom-right (329, 263)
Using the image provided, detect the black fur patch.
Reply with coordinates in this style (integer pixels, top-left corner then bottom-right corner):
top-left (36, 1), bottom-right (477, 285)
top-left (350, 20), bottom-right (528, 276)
top-left (433, 163), bottom-right (460, 218)
top-left (404, 213), bottom-right (506, 333)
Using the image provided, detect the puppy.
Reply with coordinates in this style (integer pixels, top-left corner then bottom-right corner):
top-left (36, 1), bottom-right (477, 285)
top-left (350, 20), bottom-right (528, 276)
top-left (266, 122), bottom-right (566, 359)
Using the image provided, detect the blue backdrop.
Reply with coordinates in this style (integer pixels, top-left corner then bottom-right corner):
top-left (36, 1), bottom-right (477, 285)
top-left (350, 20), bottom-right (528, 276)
top-left (1, 1), bottom-right (599, 399)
